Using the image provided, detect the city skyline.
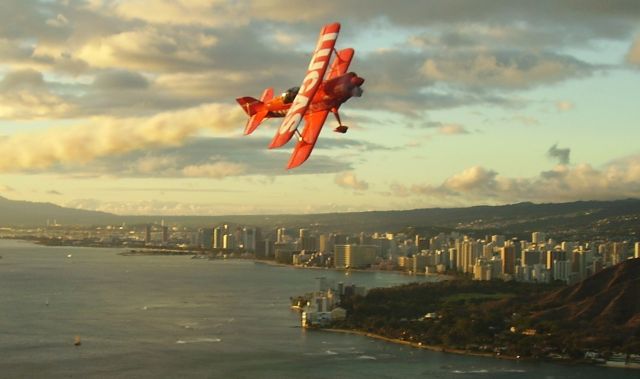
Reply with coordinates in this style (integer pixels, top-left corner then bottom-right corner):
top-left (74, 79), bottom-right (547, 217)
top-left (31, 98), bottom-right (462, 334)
top-left (1, 1), bottom-right (640, 215)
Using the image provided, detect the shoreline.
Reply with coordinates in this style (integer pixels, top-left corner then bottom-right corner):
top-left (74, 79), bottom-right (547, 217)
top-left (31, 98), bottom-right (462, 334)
top-left (254, 258), bottom-right (456, 281)
top-left (317, 328), bottom-right (638, 369)
top-left (317, 328), bottom-right (511, 361)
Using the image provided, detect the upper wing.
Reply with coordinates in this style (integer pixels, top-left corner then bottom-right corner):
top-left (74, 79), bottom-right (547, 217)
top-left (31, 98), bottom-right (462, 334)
top-left (269, 22), bottom-right (340, 149)
top-left (325, 48), bottom-right (354, 81)
top-left (286, 110), bottom-right (330, 169)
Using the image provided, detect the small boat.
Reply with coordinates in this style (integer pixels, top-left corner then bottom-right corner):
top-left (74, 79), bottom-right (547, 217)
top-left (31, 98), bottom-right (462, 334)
top-left (74, 336), bottom-right (82, 346)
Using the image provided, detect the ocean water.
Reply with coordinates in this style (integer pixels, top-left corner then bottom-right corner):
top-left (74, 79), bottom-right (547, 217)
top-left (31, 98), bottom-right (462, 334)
top-left (0, 239), bottom-right (636, 378)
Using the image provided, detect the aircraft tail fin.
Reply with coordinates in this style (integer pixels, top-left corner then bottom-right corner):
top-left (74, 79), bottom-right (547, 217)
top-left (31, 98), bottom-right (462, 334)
top-left (237, 87), bottom-right (274, 135)
top-left (236, 96), bottom-right (262, 116)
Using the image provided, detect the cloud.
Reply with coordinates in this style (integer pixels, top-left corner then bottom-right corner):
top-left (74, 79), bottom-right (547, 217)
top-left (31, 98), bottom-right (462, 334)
top-left (421, 51), bottom-right (593, 90)
top-left (437, 123), bottom-right (469, 135)
top-left (182, 161), bottom-right (248, 178)
top-left (0, 184), bottom-right (15, 192)
top-left (114, 0), bottom-right (247, 27)
top-left (0, 69), bottom-right (74, 119)
top-left (626, 35), bottom-right (640, 66)
top-left (0, 103), bottom-right (244, 172)
top-left (335, 172), bottom-right (369, 191)
top-left (556, 100), bottom-right (575, 112)
top-left (12, 136), bottom-right (384, 178)
top-left (391, 153), bottom-right (640, 204)
top-left (547, 144), bottom-right (571, 164)
top-left (64, 197), bottom-right (291, 216)
top-left (46, 190), bottom-right (62, 195)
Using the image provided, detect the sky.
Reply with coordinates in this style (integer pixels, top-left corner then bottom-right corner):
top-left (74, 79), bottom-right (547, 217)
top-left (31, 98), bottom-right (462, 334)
top-left (1, 0), bottom-right (640, 216)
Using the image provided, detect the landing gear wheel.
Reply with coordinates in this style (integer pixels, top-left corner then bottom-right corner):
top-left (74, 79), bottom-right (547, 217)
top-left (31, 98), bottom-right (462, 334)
top-left (334, 125), bottom-right (348, 134)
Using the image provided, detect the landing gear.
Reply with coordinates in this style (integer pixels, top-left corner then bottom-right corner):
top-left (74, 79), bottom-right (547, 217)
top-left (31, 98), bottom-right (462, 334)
top-left (332, 110), bottom-right (349, 134)
top-left (334, 125), bottom-right (348, 133)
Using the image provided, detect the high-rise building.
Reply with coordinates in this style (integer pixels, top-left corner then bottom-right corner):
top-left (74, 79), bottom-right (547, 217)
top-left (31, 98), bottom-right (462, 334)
top-left (532, 232), bottom-right (546, 245)
top-left (213, 226), bottom-right (224, 249)
top-left (500, 245), bottom-right (516, 276)
top-left (200, 228), bottom-right (213, 249)
top-left (298, 228), bottom-right (316, 251)
top-left (223, 233), bottom-right (235, 250)
top-left (546, 250), bottom-right (567, 271)
top-left (144, 224), bottom-right (151, 244)
top-left (333, 233), bottom-right (349, 245)
top-left (553, 260), bottom-right (571, 282)
top-left (161, 226), bottom-right (169, 245)
top-left (457, 237), bottom-right (481, 273)
top-left (277, 228), bottom-right (287, 243)
top-left (521, 250), bottom-right (540, 266)
top-left (334, 244), bottom-right (378, 269)
top-left (318, 234), bottom-right (330, 253)
top-left (491, 235), bottom-right (505, 247)
top-left (242, 227), bottom-right (256, 252)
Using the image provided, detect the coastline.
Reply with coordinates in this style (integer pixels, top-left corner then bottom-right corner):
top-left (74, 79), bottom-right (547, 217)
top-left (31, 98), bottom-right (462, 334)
top-left (317, 327), bottom-right (512, 361)
top-left (317, 328), bottom-right (640, 369)
top-left (254, 258), bottom-right (456, 281)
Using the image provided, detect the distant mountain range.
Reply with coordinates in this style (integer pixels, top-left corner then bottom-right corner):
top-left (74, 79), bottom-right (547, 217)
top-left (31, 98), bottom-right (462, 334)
top-left (0, 196), bottom-right (118, 226)
top-left (2, 195), bottom-right (640, 238)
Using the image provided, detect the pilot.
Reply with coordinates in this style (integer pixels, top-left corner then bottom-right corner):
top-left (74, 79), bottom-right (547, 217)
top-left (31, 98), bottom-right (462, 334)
top-left (282, 87), bottom-right (299, 104)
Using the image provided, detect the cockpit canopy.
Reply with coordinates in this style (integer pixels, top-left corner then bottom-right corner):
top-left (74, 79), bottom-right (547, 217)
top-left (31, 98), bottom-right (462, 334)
top-left (282, 86), bottom-right (299, 104)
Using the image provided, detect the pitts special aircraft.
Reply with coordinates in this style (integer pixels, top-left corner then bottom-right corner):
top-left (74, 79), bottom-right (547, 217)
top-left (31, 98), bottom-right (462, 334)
top-left (236, 22), bottom-right (364, 169)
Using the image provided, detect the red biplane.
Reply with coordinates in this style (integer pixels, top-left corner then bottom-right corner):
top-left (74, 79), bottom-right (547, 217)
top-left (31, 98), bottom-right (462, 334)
top-left (236, 22), bottom-right (364, 169)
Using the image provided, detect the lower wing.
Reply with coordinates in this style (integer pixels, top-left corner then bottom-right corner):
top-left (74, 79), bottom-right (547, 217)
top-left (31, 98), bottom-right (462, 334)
top-left (286, 110), bottom-right (330, 169)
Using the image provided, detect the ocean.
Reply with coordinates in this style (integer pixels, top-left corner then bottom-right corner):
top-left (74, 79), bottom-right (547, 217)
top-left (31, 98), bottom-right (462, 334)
top-left (0, 239), bottom-right (636, 378)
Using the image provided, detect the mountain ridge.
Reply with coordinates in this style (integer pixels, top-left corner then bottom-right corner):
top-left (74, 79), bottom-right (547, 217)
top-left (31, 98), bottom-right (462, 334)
top-left (2, 195), bottom-right (640, 238)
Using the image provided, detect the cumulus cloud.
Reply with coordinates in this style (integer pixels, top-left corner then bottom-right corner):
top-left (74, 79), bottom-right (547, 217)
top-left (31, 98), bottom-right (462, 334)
top-left (335, 172), bottom-right (369, 191)
top-left (421, 51), bottom-right (592, 90)
top-left (391, 154), bottom-right (640, 204)
top-left (547, 144), bottom-right (571, 165)
top-left (0, 69), bottom-right (74, 119)
top-left (0, 103), bottom-right (244, 172)
top-left (9, 136), bottom-right (381, 178)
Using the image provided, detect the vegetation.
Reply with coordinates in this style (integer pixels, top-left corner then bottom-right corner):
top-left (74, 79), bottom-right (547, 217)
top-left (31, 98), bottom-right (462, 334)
top-left (333, 259), bottom-right (640, 360)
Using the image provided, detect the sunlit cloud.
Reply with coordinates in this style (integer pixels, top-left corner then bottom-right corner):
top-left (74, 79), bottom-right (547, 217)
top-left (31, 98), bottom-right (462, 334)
top-left (556, 100), bottom-right (574, 112)
top-left (437, 123), bottom-right (469, 135)
top-left (391, 155), bottom-right (640, 204)
top-left (335, 172), bottom-right (369, 191)
top-left (0, 103), bottom-right (244, 172)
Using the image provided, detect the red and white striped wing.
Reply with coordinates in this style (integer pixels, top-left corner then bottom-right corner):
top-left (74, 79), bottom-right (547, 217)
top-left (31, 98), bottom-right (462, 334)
top-left (286, 110), bottom-right (330, 169)
top-left (269, 22), bottom-right (340, 149)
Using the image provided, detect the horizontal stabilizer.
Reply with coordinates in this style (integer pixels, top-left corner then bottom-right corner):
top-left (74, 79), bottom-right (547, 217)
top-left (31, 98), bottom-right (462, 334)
top-left (244, 109), bottom-right (268, 135)
top-left (240, 87), bottom-right (274, 135)
top-left (236, 97), bottom-right (262, 116)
